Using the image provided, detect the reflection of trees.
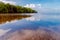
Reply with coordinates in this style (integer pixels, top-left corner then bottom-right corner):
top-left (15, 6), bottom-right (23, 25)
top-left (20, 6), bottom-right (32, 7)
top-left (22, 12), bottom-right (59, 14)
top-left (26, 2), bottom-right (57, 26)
top-left (0, 15), bottom-right (31, 24)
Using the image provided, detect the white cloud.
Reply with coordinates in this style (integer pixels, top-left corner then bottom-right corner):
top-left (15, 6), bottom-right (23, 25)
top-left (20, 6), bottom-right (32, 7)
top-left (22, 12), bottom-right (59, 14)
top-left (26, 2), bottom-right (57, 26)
top-left (24, 3), bottom-right (60, 13)
top-left (24, 4), bottom-right (35, 8)
top-left (0, 0), bottom-right (16, 5)
top-left (0, 29), bottom-right (11, 36)
top-left (24, 4), bottom-right (41, 8)
top-left (24, 4), bottom-right (42, 13)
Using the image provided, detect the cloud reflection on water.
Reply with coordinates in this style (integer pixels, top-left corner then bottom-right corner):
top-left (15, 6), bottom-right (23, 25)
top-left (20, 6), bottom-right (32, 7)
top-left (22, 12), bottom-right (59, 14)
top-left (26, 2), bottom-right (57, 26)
top-left (0, 13), bottom-right (60, 38)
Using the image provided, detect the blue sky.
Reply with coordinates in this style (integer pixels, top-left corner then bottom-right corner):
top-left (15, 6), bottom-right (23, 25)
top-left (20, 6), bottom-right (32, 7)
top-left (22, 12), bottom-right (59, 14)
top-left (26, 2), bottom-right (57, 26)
top-left (0, 0), bottom-right (60, 8)
top-left (13, 0), bottom-right (60, 8)
top-left (0, 0), bottom-right (60, 13)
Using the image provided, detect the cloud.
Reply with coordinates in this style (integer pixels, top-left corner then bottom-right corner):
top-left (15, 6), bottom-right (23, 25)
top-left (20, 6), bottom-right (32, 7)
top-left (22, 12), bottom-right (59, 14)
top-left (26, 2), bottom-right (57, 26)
top-left (0, 0), bottom-right (16, 5)
top-left (24, 4), bottom-right (41, 8)
top-left (24, 4), bottom-right (41, 13)
top-left (24, 4), bottom-right (60, 13)
top-left (0, 29), bottom-right (11, 36)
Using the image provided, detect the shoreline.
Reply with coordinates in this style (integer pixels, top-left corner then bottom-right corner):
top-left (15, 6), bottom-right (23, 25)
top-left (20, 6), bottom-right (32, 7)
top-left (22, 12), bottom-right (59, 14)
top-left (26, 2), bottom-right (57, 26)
top-left (0, 13), bottom-right (35, 15)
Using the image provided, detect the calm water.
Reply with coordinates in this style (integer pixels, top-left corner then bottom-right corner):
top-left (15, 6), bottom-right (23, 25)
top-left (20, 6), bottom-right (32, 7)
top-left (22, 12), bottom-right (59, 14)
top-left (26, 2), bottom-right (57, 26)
top-left (0, 13), bottom-right (60, 39)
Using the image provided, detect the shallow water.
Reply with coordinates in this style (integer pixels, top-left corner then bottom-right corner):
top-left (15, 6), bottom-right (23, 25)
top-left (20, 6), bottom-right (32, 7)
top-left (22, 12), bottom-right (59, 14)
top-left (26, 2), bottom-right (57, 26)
top-left (0, 13), bottom-right (60, 40)
top-left (0, 14), bottom-right (31, 24)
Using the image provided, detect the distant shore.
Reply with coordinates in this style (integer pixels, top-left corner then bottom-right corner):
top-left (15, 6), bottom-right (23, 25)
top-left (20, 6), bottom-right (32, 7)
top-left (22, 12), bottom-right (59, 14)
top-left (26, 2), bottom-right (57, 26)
top-left (0, 2), bottom-right (37, 13)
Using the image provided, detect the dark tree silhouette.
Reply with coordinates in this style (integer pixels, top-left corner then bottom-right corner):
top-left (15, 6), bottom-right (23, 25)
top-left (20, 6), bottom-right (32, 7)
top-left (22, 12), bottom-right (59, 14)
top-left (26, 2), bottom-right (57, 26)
top-left (0, 2), bottom-right (37, 13)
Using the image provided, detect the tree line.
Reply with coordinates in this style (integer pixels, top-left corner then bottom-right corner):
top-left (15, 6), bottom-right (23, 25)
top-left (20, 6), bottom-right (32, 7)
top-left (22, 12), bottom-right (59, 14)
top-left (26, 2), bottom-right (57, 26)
top-left (0, 2), bottom-right (37, 13)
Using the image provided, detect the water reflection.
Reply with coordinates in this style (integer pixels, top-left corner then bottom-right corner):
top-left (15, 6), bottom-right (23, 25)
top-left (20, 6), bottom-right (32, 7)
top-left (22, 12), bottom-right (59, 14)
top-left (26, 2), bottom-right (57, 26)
top-left (0, 13), bottom-right (60, 33)
top-left (0, 13), bottom-right (60, 40)
top-left (0, 14), bottom-right (31, 24)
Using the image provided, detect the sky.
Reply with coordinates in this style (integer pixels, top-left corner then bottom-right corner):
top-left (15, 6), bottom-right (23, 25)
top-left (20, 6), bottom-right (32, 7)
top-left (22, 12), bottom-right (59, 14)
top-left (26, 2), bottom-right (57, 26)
top-left (0, 0), bottom-right (59, 8)
top-left (0, 0), bottom-right (60, 13)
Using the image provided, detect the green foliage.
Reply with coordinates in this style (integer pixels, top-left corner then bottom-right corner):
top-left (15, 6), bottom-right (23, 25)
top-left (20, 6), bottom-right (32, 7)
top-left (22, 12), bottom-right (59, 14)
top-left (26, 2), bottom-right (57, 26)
top-left (0, 2), bottom-right (37, 13)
